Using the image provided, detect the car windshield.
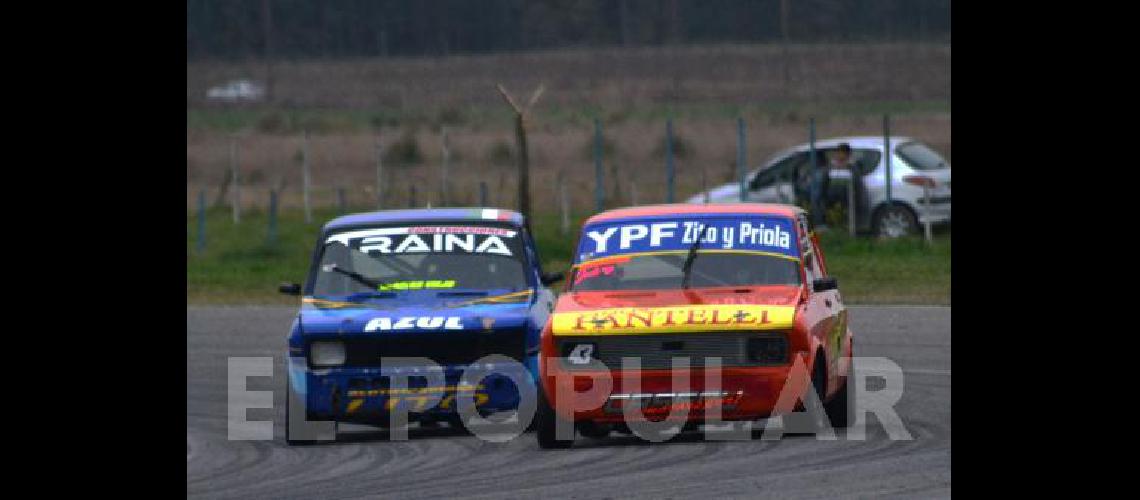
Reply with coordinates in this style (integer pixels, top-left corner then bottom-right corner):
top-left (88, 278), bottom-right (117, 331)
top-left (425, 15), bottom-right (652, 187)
top-left (569, 216), bottom-right (803, 291)
top-left (312, 224), bottom-right (529, 298)
top-left (896, 142), bottom-right (949, 171)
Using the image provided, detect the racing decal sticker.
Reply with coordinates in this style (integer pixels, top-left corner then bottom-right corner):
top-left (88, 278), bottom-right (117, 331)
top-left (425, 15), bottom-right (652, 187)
top-left (364, 316), bottom-right (464, 331)
top-left (577, 216), bottom-right (798, 262)
top-left (551, 305), bottom-right (795, 335)
top-left (326, 226), bottom-right (517, 256)
top-left (566, 343), bottom-right (596, 364)
top-left (377, 280), bottom-right (457, 291)
top-left (345, 384), bottom-right (491, 413)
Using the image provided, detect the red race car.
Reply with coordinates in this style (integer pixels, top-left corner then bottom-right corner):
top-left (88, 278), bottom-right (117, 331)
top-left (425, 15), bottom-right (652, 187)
top-left (536, 203), bottom-right (855, 448)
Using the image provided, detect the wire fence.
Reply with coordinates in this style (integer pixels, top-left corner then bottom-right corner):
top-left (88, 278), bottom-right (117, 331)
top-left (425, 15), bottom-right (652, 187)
top-left (189, 113), bottom-right (945, 251)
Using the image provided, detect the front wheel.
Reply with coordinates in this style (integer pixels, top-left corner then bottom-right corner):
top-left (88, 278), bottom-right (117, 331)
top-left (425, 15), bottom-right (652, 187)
top-left (285, 379), bottom-right (337, 445)
top-left (824, 376), bottom-right (854, 429)
top-left (872, 204), bottom-right (919, 238)
top-left (536, 389), bottom-right (574, 449)
top-left (783, 358), bottom-right (830, 435)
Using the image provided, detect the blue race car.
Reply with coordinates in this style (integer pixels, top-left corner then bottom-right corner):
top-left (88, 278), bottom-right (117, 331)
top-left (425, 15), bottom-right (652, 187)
top-left (279, 208), bottom-right (563, 444)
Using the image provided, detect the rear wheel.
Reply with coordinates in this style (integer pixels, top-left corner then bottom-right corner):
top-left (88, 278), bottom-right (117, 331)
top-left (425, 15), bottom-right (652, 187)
top-left (872, 204), bottom-right (919, 238)
top-left (536, 389), bottom-right (574, 449)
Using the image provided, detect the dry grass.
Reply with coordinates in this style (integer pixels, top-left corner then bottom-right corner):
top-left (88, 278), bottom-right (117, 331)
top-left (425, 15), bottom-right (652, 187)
top-left (186, 43), bottom-right (950, 214)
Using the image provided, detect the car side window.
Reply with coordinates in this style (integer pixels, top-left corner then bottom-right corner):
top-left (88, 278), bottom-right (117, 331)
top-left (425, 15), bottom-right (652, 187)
top-left (852, 149), bottom-right (882, 175)
top-left (751, 152), bottom-right (809, 190)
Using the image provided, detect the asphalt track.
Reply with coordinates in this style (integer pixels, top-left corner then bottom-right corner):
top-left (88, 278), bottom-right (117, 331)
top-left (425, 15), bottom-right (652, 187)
top-left (187, 305), bottom-right (950, 499)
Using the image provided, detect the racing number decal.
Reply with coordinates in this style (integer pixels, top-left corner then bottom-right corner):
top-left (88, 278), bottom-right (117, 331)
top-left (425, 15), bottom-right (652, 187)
top-left (567, 344), bottom-right (595, 365)
top-left (345, 385), bottom-right (491, 414)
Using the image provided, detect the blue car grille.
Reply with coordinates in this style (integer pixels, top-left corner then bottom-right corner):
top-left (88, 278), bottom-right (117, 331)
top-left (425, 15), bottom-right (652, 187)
top-left (328, 329), bottom-right (527, 368)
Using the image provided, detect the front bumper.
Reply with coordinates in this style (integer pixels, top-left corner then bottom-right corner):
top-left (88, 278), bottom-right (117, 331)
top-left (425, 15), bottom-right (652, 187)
top-left (543, 366), bottom-right (809, 424)
top-left (289, 356), bottom-right (536, 422)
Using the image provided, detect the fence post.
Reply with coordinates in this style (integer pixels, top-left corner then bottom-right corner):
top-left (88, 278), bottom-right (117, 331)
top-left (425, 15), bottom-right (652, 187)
top-left (594, 118), bottom-right (605, 212)
top-left (479, 181), bottom-right (488, 207)
top-left (230, 136), bottom-right (241, 224)
top-left (496, 83), bottom-right (543, 231)
top-left (848, 170), bottom-right (856, 238)
top-left (375, 130), bottom-right (384, 209)
top-left (736, 117), bottom-right (746, 201)
top-left (440, 126), bottom-right (450, 206)
top-left (558, 171), bottom-right (570, 235)
top-left (923, 186), bottom-right (933, 244)
top-left (302, 130), bottom-right (312, 224)
top-left (268, 189), bottom-right (278, 245)
top-left (701, 167), bottom-right (709, 204)
top-left (665, 118), bottom-right (675, 203)
top-left (196, 189), bottom-right (206, 252)
top-left (808, 117), bottom-right (816, 208)
top-left (883, 114), bottom-right (892, 203)
top-left (337, 187), bottom-right (347, 214)
top-left (611, 163), bottom-right (621, 205)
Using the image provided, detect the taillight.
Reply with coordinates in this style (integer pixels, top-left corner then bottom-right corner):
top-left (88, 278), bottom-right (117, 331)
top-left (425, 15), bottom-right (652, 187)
top-left (902, 175), bottom-right (936, 188)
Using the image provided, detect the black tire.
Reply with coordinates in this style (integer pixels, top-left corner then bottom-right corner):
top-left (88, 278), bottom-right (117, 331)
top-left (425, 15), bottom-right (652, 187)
top-left (824, 375), bottom-right (854, 429)
top-left (285, 379), bottom-right (336, 445)
top-left (536, 389), bottom-right (574, 449)
top-left (577, 421), bottom-right (611, 440)
top-left (872, 203), bottom-right (919, 238)
top-left (783, 357), bottom-right (829, 435)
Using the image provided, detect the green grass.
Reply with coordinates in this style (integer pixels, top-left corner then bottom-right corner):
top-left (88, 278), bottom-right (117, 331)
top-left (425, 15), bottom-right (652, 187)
top-left (187, 207), bottom-right (949, 305)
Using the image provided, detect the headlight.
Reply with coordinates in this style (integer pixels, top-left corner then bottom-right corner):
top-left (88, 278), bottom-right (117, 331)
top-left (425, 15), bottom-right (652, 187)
top-left (309, 341), bottom-right (346, 367)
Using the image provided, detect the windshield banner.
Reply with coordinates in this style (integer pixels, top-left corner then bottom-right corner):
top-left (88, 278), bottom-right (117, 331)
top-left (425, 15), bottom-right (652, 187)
top-left (576, 216), bottom-right (798, 262)
top-left (326, 226), bottom-right (518, 256)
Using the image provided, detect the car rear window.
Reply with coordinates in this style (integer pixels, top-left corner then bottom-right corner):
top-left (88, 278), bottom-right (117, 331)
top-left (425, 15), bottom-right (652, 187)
top-left (896, 142), bottom-right (949, 171)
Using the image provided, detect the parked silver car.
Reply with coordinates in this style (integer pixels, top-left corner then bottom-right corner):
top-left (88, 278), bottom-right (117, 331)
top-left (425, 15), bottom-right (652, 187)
top-left (686, 136), bottom-right (950, 237)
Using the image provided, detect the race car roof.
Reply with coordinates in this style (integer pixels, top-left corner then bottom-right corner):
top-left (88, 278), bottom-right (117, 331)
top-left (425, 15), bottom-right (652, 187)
top-left (584, 203), bottom-right (804, 225)
top-left (324, 208), bottom-right (524, 231)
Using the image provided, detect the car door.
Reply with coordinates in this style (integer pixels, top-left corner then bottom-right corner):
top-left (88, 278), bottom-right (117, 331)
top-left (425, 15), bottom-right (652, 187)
top-left (747, 152), bottom-right (809, 203)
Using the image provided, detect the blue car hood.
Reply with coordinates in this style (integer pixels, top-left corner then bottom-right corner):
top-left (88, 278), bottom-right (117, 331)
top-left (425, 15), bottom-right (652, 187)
top-left (298, 290), bottom-right (533, 336)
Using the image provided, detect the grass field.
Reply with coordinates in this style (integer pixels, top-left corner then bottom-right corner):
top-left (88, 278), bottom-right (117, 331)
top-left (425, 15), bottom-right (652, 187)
top-left (186, 207), bottom-right (949, 305)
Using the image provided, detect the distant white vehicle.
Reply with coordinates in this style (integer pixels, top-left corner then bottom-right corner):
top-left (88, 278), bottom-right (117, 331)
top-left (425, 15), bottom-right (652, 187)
top-left (206, 79), bottom-right (265, 102)
top-left (687, 136), bottom-right (951, 237)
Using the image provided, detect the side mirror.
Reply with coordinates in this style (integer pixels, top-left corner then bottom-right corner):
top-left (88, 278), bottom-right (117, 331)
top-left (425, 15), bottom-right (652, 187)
top-left (812, 277), bottom-right (838, 293)
top-left (540, 271), bottom-right (564, 286)
top-left (279, 282), bottom-right (301, 295)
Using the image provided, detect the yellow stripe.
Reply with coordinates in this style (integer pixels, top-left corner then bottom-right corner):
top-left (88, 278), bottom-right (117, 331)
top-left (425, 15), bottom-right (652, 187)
top-left (302, 297), bottom-right (360, 309)
top-left (450, 289), bottom-right (533, 307)
top-left (551, 304), bottom-right (795, 336)
top-left (346, 399), bottom-right (364, 414)
top-left (574, 249), bottom-right (799, 268)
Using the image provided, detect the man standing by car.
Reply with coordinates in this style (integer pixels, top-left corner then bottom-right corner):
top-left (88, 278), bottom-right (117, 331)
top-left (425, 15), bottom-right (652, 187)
top-left (829, 143), bottom-right (868, 229)
top-left (809, 150), bottom-right (831, 228)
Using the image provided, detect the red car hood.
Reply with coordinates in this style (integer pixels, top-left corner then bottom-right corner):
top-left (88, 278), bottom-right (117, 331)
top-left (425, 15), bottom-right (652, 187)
top-left (551, 285), bottom-right (802, 335)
